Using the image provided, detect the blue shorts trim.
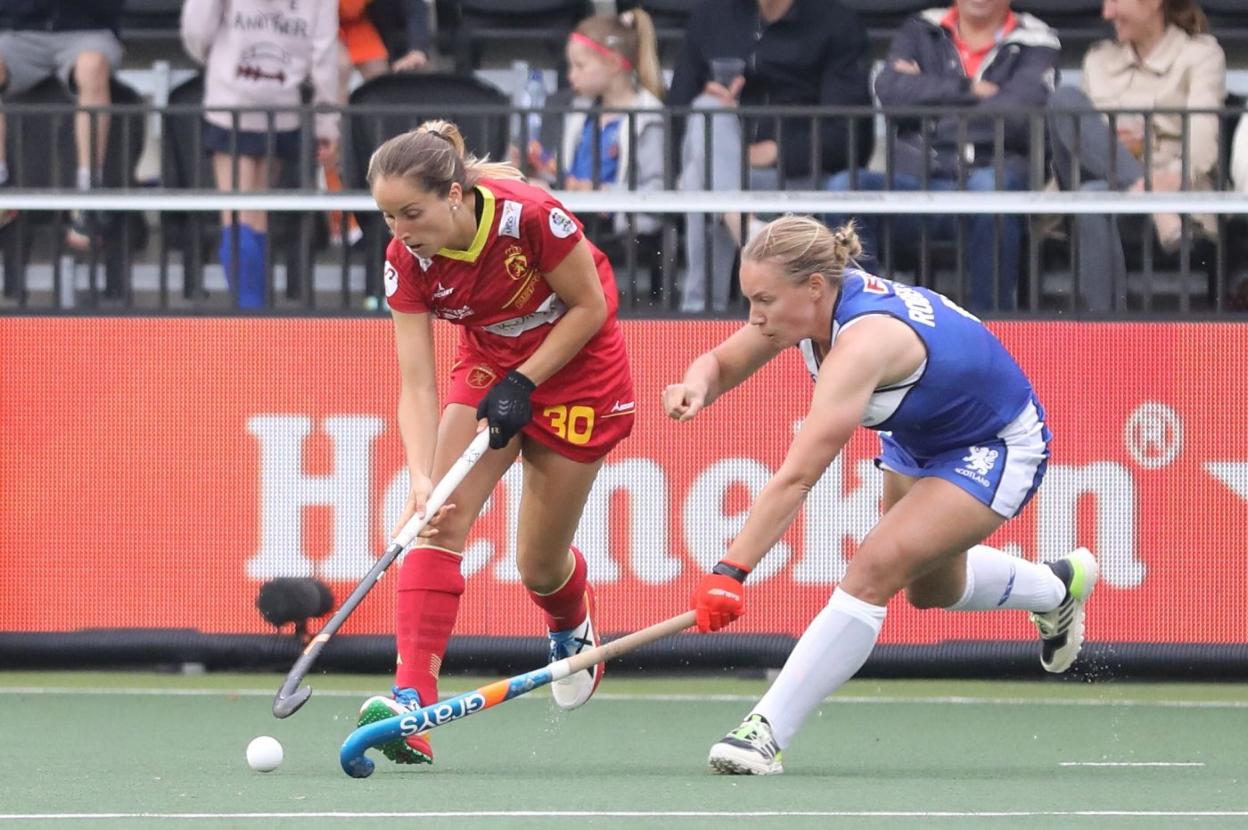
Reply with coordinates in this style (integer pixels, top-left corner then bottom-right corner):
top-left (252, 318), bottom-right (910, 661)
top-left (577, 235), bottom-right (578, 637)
top-left (875, 398), bottom-right (1050, 519)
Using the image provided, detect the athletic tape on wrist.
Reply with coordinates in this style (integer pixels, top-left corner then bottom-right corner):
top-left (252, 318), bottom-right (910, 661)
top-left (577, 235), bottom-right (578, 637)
top-left (711, 560), bottom-right (751, 583)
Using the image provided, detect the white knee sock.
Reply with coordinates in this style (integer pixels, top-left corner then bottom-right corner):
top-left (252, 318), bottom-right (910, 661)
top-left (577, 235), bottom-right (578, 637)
top-left (946, 545), bottom-right (1066, 612)
top-left (753, 587), bottom-right (886, 749)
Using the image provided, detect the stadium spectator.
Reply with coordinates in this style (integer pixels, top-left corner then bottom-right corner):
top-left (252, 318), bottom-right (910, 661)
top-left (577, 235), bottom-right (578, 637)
top-left (331, 0), bottom-right (432, 248)
top-left (548, 10), bottom-right (666, 241)
top-left (826, 0), bottom-right (1060, 313)
top-left (385, 0), bottom-right (432, 72)
top-left (517, 10), bottom-right (668, 299)
top-left (1235, 112), bottom-right (1248, 195)
top-left (358, 121), bottom-right (634, 766)
top-left (663, 215), bottom-right (1098, 775)
top-left (337, 0), bottom-right (432, 89)
top-left (668, 0), bottom-right (874, 313)
top-left (0, 0), bottom-right (124, 249)
top-left (181, 0), bottom-right (339, 309)
top-left (1048, 0), bottom-right (1225, 312)
top-left (339, 0), bottom-right (391, 88)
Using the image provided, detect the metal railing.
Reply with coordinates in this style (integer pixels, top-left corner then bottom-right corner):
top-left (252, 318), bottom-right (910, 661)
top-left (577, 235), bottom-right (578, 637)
top-left (0, 99), bottom-right (1244, 316)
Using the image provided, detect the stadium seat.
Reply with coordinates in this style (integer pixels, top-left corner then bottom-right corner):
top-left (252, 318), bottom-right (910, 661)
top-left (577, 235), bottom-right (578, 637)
top-left (119, 0), bottom-right (183, 41)
top-left (1012, 0), bottom-right (1106, 45)
top-left (434, 0), bottom-right (594, 72)
top-left (838, 0), bottom-right (928, 48)
top-left (1204, 0), bottom-right (1248, 44)
top-left (615, 0), bottom-right (701, 61)
top-left (0, 75), bottom-right (146, 303)
top-left (343, 72), bottom-right (511, 297)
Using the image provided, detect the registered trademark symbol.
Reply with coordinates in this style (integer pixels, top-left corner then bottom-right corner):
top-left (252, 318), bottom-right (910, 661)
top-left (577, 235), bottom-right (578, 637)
top-left (1123, 402), bottom-right (1183, 470)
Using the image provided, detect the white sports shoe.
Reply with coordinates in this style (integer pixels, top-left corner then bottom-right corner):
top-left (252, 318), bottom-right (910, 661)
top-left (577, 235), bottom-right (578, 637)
top-left (1030, 547), bottom-right (1100, 673)
top-left (548, 585), bottom-right (602, 710)
top-left (708, 714), bottom-right (784, 775)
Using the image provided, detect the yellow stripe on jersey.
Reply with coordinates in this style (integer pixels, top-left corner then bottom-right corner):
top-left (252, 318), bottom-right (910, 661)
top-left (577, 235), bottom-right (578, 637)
top-left (439, 184), bottom-right (496, 262)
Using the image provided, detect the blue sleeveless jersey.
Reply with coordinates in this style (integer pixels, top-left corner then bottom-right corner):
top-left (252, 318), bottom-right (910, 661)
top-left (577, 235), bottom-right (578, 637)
top-left (799, 270), bottom-right (1040, 459)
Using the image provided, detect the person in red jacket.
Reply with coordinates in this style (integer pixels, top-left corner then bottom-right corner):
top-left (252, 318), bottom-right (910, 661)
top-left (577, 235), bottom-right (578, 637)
top-left (356, 119), bottom-right (635, 767)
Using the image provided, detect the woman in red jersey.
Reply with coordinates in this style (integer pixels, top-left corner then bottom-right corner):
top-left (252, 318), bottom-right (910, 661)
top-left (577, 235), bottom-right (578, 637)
top-left (356, 120), bottom-right (635, 767)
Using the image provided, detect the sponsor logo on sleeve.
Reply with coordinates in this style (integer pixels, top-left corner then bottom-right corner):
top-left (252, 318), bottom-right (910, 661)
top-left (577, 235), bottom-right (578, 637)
top-left (862, 275), bottom-right (891, 295)
top-left (384, 260), bottom-right (399, 297)
top-left (548, 207), bottom-right (577, 239)
top-left (499, 200), bottom-right (523, 238)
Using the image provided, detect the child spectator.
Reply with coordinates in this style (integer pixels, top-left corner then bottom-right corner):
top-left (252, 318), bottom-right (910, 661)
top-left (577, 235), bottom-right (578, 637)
top-left (555, 9), bottom-right (666, 241)
top-left (181, 0), bottom-right (340, 309)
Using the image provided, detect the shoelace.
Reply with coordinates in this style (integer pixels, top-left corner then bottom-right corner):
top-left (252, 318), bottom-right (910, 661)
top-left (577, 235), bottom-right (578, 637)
top-left (392, 687), bottom-right (421, 711)
top-left (548, 622), bottom-right (593, 660)
top-left (730, 718), bottom-right (773, 748)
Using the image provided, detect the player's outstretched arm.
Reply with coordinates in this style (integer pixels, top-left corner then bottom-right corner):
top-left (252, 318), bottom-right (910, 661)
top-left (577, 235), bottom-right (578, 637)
top-left (663, 324), bottom-right (782, 422)
top-left (720, 316), bottom-right (922, 573)
top-left (690, 317), bottom-right (922, 631)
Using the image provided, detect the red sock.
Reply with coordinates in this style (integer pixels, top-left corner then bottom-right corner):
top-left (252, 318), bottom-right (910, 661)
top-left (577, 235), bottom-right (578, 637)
top-left (528, 546), bottom-right (588, 632)
top-left (394, 546), bottom-right (464, 708)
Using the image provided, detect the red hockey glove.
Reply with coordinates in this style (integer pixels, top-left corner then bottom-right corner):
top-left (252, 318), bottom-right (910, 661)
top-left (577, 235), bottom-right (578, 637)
top-left (692, 560), bottom-right (752, 632)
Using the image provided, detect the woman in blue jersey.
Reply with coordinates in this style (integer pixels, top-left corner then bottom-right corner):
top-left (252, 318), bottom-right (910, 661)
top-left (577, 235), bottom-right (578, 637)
top-left (662, 215), bottom-right (1098, 776)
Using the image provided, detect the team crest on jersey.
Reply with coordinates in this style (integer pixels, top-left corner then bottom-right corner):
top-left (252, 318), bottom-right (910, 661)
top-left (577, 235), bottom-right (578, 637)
top-left (502, 245), bottom-right (539, 309)
top-left (954, 446), bottom-right (1000, 488)
top-left (504, 246), bottom-right (530, 280)
top-left (548, 208), bottom-right (577, 239)
top-left (466, 364), bottom-right (497, 389)
top-left (384, 260), bottom-right (399, 297)
top-left (862, 275), bottom-right (890, 295)
top-left (499, 200), bottom-right (523, 238)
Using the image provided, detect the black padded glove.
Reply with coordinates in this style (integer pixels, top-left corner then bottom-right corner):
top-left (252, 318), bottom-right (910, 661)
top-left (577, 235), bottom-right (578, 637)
top-left (476, 370), bottom-right (536, 449)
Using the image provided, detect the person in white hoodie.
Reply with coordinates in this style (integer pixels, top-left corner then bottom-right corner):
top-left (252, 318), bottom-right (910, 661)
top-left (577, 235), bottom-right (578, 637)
top-left (181, 0), bottom-right (339, 308)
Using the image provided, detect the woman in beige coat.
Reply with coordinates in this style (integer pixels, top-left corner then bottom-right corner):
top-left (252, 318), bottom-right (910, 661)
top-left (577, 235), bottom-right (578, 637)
top-left (1047, 0), bottom-right (1225, 312)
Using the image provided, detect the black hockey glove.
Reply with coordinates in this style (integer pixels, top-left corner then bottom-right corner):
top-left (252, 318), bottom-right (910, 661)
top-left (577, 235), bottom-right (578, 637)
top-left (476, 370), bottom-right (537, 449)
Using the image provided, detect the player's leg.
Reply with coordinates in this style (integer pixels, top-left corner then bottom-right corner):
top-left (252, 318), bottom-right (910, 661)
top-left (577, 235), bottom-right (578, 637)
top-left (359, 404), bottom-right (520, 764)
top-left (907, 407), bottom-right (1099, 672)
top-left (515, 438), bottom-right (605, 710)
top-left (710, 476), bottom-right (1005, 775)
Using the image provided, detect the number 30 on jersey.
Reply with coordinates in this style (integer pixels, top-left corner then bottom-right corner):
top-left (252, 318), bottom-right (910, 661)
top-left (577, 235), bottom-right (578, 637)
top-left (543, 405), bottom-right (595, 445)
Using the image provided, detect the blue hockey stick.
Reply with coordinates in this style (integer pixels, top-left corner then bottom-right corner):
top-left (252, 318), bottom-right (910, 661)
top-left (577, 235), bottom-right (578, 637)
top-left (340, 610), bottom-right (696, 777)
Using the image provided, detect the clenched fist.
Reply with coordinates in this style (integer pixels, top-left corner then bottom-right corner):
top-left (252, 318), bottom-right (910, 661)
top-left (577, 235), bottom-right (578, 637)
top-left (662, 382), bottom-right (708, 421)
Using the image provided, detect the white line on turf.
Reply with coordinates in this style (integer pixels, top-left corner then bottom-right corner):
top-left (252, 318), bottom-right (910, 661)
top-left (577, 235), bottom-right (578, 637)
top-left (4, 811), bottom-right (1248, 820)
top-left (1, 687), bottom-right (1248, 710)
top-left (1060, 762), bottom-right (1206, 767)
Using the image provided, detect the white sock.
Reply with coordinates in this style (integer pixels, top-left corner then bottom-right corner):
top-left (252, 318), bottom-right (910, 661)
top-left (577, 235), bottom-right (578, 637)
top-left (0, 163), bottom-right (9, 186)
top-left (946, 545), bottom-right (1066, 612)
top-left (76, 167), bottom-right (92, 190)
top-left (753, 587), bottom-right (886, 749)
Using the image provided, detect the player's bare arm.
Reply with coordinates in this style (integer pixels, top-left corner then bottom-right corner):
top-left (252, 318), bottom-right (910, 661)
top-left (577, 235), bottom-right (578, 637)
top-left (513, 238), bottom-right (607, 385)
top-left (392, 308), bottom-right (443, 531)
top-left (722, 316), bottom-right (924, 572)
top-left (664, 324), bottom-right (783, 421)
